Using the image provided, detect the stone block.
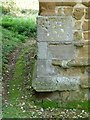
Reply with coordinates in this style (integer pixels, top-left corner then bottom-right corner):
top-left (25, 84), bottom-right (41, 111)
top-left (32, 76), bottom-right (80, 92)
top-left (36, 60), bottom-right (56, 77)
top-left (39, 2), bottom-right (55, 15)
top-left (52, 58), bottom-right (90, 68)
top-left (32, 76), bottom-right (57, 92)
top-left (39, 2), bottom-right (77, 15)
top-left (83, 31), bottom-right (90, 40)
top-left (82, 20), bottom-right (90, 31)
top-left (74, 21), bottom-right (82, 30)
top-left (67, 59), bottom-right (90, 67)
top-left (37, 42), bottom-right (47, 59)
top-left (55, 7), bottom-right (63, 15)
top-left (47, 44), bottom-right (75, 60)
top-left (76, 44), bottom-right (88, 59)
top-left (73, 31), bottom-right (83, 41)
top-left (54, 62), bottom-right (80, 74)
top-left (64, 7), bottom-right (73, 16)
top-left (80, 75), bottom-right (90, 88)
top-left (37, 42), bottom-right (76, 60)
top-left (73, 7), bottom-right (84, 20)
top-left (85, 8), bottom-right (90, 19)
top-left (37, 16), bottom-right (73, 42)
top-left (61, 89), bottom-right (89, 102)
top-left (56, 76), bottom-right (80, 91)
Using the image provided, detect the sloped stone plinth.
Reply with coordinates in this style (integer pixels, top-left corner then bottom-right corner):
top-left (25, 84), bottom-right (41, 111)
top-left (32, 76), bottom-right (80, 92)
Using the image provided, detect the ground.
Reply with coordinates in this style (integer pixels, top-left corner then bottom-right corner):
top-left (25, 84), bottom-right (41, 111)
top-left (2, 38), bottom-right (90, 119)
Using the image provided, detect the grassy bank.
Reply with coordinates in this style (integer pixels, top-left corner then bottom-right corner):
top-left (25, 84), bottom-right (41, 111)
top-left (3, 43), bottom-right (36, 118)
top-left (1, 15), bottom-right (36, 66)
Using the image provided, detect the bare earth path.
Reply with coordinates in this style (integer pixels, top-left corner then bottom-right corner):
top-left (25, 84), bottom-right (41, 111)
top-left (2, 38), bottom-right (89, 119)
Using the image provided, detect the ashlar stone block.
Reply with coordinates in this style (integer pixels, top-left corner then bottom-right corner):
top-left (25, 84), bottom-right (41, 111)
top-left (37, 43), bottom-right (76, 60)
top-left (47, 44), bottom-right (76, 60)
top-left (37, 16), bottom-right (73, 42)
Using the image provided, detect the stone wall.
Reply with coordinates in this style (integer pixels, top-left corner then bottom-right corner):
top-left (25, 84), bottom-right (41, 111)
top-left (32, 1), bottom-right (90, 101)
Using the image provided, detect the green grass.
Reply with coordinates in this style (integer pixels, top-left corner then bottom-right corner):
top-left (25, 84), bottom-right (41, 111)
top-left (1, 15), bottom-right (36, 66)
top-left (1, 15), bottom-right (36, 37)
top-left (3, 45), bottom-right (36, 118)
top-left (2, 13), bottom-right (37, 118)
top-left (35, 99), bottom-right (89, 112)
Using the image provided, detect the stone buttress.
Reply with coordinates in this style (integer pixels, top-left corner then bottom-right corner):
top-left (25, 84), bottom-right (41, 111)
top-left (32, 1), bottom-right (90, 101)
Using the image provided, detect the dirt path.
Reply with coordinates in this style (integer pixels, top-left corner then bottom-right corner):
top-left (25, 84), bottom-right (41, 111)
top-left (2, 38), bottom-right (37, 116)
top-left (2, 38), bottom-right (89, 119)
top-left (2, 38), bottom-right (36, 101)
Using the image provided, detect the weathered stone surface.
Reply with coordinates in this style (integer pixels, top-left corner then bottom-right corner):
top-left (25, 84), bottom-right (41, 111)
top-left (55, 7), bottom-right (62, 15)
top-left (39, 2), bottom-right (77, 16)
top-left (74, 21), bottom-right (82, 30)
top-left (74, 41), bottom-right (84, 47)
top-left (39, 2), bottom-right (55, 15)
top-left (61, 89), bottom-right (89, 102)
top-left (73, 7), bottom-right (84, 20)
top-left (64, 7), bottom-right (73, 15)
top-left (37, 16), bottom-right (73, 42)
top-left (47, 44), bottom-right (75, 60)
top-left (80, 75), bottom-right (90, 88)
top-left (82, 1), bottom-right (90, 7)
top-left (83, 31), bottom-right (89, 40)
top-left (55, 2), bottom-right (77, 7)
top-left (37, 42), bottom-right (47, 59)
top-left (33, 1), bottom-right (89, 97)
top-left (56, 65), bottom-right (82, 75)
top-left (85, 8), bottom-right (90, 19)
top-left (85, 67), bottom-right (90, 75)
top-left (73, 31), bottom-right (83, 41)
top-left (37, 42), bottom-right (76, 60)
top-left (76, 44), bottom-right (88, 59)
top-left (32, 76), bottom-right (80, 92)
top-left (36, 60), bottom-right (56, 77)
top-left (82, 20), bottom-right (90, 31)
top-left (52, 58), bottom-right (90, 68)
top-left (67, 59), bottom-right (90, 67)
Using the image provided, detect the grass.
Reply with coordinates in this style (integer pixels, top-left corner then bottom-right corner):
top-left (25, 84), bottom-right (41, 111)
top-left (35, 99), bottom-right (89, 112)
top-left (2, 13), bottom-right (37, 118)
top-left (1, 15), bottom-right (36, 37)
top-left (3, 44), bottom-right (36, 118)
top-left (1, 15), bottom-right (36, 66)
